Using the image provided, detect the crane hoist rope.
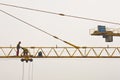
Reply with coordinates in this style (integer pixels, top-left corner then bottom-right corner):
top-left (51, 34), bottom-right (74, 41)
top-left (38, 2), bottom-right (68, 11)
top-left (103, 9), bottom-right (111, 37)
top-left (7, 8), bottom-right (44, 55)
top-left (22, 62), bottom-right (34, 80)
top-left (0, 9), bottom-right (79, 48)
top-left (22, 62), bottom-right (25, 80)
top-left (28, 62), bottom-right (33, 80)
top-left (0, 2), bottom-right (120, 25)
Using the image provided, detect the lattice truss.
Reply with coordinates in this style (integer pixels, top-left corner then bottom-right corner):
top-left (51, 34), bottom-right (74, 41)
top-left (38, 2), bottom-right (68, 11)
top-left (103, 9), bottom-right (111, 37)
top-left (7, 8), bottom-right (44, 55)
top-left (0, 47), bottom-right (120, 58)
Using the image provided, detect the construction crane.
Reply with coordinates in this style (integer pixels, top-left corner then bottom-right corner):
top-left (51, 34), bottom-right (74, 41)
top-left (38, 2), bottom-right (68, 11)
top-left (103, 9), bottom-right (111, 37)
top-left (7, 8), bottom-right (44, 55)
top-left (0, 3), bottom-right (120, 63)
top-left (90, 25), bottom-right (120, 42)
top-left (0, 46), bottom-right (120, 62)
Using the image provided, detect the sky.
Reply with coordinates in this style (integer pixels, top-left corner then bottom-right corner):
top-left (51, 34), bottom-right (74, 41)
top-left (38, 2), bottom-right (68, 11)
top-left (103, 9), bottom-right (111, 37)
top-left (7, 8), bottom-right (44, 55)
top-left (0, 0), bottom-right (120, 80)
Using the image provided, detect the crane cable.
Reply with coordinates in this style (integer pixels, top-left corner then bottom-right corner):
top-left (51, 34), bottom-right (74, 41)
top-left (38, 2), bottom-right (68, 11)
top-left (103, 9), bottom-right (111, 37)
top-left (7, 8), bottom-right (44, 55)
top-left (28, 62), bottom-right (31, 80)
top-left (0, 2), bottom-right (120, 25)
top-left (28, 62), bottom-right (33, 80)
top-left (22, 62), bottom-right (25, 80)
top-left (0, 9), bottom-right (79, 48)
top-left (31, 62), bottom-right (33, 80)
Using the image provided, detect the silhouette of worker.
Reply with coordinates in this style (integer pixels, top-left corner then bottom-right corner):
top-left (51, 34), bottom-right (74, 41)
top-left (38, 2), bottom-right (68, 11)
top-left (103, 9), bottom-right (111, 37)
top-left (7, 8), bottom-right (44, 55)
top-left (21, 47), bottom-right (29, 56)
top-left (16, 41), bottom-right (21, 56)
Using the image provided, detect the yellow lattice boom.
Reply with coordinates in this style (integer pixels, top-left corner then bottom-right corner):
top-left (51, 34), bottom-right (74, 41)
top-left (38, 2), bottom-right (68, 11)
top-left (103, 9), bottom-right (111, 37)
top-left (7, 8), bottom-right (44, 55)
top-left (0, 46), bottom-right (120, 58)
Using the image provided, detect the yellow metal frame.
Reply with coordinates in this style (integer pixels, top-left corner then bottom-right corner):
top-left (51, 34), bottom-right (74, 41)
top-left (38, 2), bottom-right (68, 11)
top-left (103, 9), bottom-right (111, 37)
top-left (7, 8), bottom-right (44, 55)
top-left (0, 47), bottom-right (120, 58)
top-left (90, 28), bottom-right (120, 36)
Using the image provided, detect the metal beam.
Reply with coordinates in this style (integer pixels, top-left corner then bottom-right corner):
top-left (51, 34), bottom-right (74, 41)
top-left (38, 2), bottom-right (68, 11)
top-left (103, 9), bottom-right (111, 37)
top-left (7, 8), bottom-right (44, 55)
top-left (0, 56), bottom-right (120, 58)
top-left (0, 46), bottom-right (120, 58)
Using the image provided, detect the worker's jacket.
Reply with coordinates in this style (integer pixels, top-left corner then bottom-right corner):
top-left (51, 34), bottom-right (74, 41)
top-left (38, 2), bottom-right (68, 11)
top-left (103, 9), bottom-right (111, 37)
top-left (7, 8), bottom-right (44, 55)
top-left (22, 48), bottom-right (28, 53)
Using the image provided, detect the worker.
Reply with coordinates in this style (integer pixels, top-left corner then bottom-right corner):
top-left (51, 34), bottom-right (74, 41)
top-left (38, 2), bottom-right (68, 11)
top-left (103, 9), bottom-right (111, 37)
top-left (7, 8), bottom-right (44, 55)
top-left (21, 47), bottom-right (29, 56)
top-left (16, 41), bottom-right (21, 56)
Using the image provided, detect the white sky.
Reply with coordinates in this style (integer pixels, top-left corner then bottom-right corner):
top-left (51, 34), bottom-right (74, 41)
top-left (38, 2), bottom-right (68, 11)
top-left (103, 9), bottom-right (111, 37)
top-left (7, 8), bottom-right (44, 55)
top-left (0, 0), bottom-right (120, 80)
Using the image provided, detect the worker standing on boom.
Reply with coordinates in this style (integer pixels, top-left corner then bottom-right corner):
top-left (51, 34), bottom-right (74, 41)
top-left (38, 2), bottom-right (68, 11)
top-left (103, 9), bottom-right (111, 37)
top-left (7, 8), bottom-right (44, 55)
top-left (16, 41), bottom-right (21, 56)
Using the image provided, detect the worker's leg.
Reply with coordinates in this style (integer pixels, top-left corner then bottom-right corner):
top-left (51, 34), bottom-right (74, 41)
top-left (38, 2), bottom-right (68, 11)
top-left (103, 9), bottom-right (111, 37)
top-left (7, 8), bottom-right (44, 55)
top-left (16, 49), bottom-right (19, 56)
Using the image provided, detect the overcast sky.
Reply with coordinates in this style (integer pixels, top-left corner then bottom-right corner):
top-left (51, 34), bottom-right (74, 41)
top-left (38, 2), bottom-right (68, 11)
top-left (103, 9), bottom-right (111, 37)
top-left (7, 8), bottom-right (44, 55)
top-left (0, 0), bottom-right (120, 80)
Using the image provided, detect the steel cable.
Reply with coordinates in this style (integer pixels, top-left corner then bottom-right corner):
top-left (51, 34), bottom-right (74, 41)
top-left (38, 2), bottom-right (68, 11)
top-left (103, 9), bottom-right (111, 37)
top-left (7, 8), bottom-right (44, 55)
top-left (0, 3), bottom-right (120, 25)
top-left (22, 62), bottom-right (25, 80)
top-left (31, 62), bottom-right (33, 80)
top-left (28, 62), bottom-right (31, 80)
top-left (0, 9), bottom-right (79, 48)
